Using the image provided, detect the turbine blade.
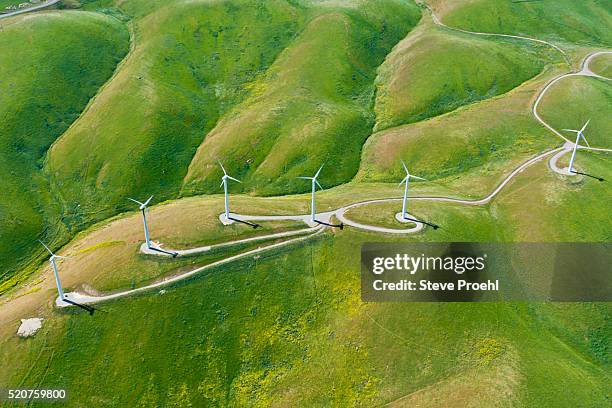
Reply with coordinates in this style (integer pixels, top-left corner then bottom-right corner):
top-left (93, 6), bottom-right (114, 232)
top-left (227, 175), bottom-right (241, 183)
top-left (581, 133), bottom-right (590, 147)
top-left (401, 160), bottom-right (409, 175)
top-left (297, 176), bottom-right (313, 180)
top-left (143, 195), bottom-right (154, 207)
top-left (562, 129), bottom-right (579, 133)
top-left (38, 240), bottom-right (54, 256)
top-left (399, 176), bottom-right (408, 187)
top-left (220, 180), bottom-right (225, 188)
top-left (315, 180), bottom-right (323, 190)
top-left (127, 197), bottom-right (144, 206)
top-left (580, 119), bottom-right (590, 134)
top-left (410, 175), bottom-right (426, 181)
top-left (218, 161), bottom-right (227, 175)
top-left (314, 165), bottom-right (323, 179)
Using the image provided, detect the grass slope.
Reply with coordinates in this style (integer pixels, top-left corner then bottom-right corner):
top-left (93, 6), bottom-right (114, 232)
top-left (538, 76), bottom-right (611, 147)
top-left (0, 228), bottom-right (609, 406)
top-left (427, 0), bottom-right (612, 46)
top-left (182, 1), bottom-right (421, 196)
top-left (1, 148), bottom-right (610, 406)
top-left (494, 153), bottom-right (612, 241)
top-left (358, 66), bottom-right (559, 184)
top-left (0, 11), bottom-right (129, 292)
top-left (45, 0), bottom-right (307, 231)
top-left (590, 53), bottom-right (612, 78)
top-left (374, 18), bottom-right (549, 131)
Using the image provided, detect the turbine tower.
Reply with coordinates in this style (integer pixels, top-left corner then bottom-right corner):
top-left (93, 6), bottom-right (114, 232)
top-left (39, 240), bottom-right (68, 302)
top-left (128, 195), bottom-right (154, 249)
top-left (219, 161), bottom-right (241, 221)
top-left (399, 161), bottom-right (425, 220)
top-left (563, 119), bottom-right (590, 173)
top-left (298, 165), bottom-right (324, 223)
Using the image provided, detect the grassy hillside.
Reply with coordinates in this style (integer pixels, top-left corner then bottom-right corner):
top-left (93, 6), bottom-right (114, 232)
top-left (0, 1), bottom-right (609, 405)
top-left (427, 0), bottom-right (612, 46)
top-left (0, 209), bottom-right (609, 406)
top-left (538, 76), bottom-right (611, 147)
top-left (0, 11), bottom-right (129, 292)
top-left (2, 141), bottom-right (610, 405)
top-left (590, 53), bottom-right (612, 78)
top-left (181, 1), bottom-right (421, 196)
top-left (494, 152), bottom-right (612, 241)
top-left (45, 0), bottom-right (308, 228)
top-left (374, 19), bottom-right (550, 131)
top-left (357, 65), bottom-right (559, 184)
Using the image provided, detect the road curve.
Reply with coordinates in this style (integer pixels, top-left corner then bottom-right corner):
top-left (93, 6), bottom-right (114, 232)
top-left (62, 143), bottom-right (569, 306)
top-left (0, 0), bottom-right (60, 20)
top-left (532, 51), bottom-right (612, 149)
top-left (57, 224), bottom-right (326, 306)
top-left (417, 0), bottom-right (569, 65)
top-left (54, 1), bottom-right (610, 307)
top-left (419, 1), bottom-right (611, 153)
top-left (142, 224), bottom-right (320, 257)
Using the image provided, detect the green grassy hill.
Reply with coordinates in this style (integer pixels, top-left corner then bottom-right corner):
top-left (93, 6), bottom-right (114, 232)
top-left (182, 1), bottom-right (421, 196)
top-left (358, 65), bottom-right (558, 184)
top-left (374, 18), bottom-right (550, 131)
top-left (590, 53), bottom-right (612, 78)
top-left (0, 10), bottom-right (129, 291)
top-left (0, 193), bottom-right (609, 405)
top-left (45, 0), bottom-right (308, 228)
top-left (427, 0), bottom-right (612, 46)
top-left (48, 0), bottom-right (421, 212)
top-left (538, 76), bottom-right (611, 147)
top-left (0, 0), bottom-right (610, 405)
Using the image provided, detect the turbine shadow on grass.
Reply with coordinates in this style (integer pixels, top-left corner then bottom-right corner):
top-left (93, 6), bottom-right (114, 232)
top-left (403, 216), bottom-right (440, 230)
top-left (148, 246), bottom-right (179, 257)
top-left (570, 170), bottom-right (605, 182)
top-left (228, 217), bottom-right (260, 229)
top-left (315, 220), bottom-right (344, 229)
top-left (63, 299), bottom-right (96, 315)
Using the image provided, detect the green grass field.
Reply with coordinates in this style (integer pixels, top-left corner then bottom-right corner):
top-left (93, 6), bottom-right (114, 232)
top-left (0, 225), bottom-right (609, 406)
top-left (182, 1), bottom-right (422, 196)
top-left (0, 10), bottom-right (129, 292)
top-left (374, 18), bottom-right (552, 131)
top-left (427, 0), bottom-right (612, 46)
top-left (538, 76), bottom-right (611, 147)
top-left (590, 53), bottom-right (612, 78)
top-left (0, 0), bottom-right (610, 405)
top-left (358, 65), bottom-right (560, 184)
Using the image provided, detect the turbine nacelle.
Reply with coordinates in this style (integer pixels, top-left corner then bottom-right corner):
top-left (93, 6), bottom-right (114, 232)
top-left (297, 165), bottom-right (324, 190)
top-left (400, 161), bottom-right (426, 186)
top-left (219, 161), bottom-right (241, 187)
top-left (563, 119), bottom-right (591, 147)
top-left (128, 195), bottom-right (154, 211)
top-left (39, 240), bottom-right (69, 261)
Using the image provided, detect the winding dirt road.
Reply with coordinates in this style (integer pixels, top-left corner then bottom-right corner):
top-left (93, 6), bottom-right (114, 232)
top-left (0, 0), bottom-right (60, 20)
top-left (43, 3), bottom-right (610, 307)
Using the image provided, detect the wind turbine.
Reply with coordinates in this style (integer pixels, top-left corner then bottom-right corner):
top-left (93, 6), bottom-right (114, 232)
top-left (127, 195), bottom-right (154, 249)
top-left (219, 161), bottom-right (241, 221)
top-left (298, 165), bottom-right (324, 223)
top-left (563, 119), bottom-right (590, 174)
top-left (399, 161), bottom-right (425, 221)
top-left (39, 240), bottom-right (68, 302)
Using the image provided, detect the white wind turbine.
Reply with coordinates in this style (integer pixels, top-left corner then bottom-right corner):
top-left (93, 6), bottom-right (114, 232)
top-left (127, 195), bottom-right (154, 249)
top-left (219, 161), bottom-right (241, 221)
top-left (563, 119), bottom-right (590, 174)
top-left (40, 240), bottom-right (68, 302)
top-left (297, 165), bottom-right (324, 223)
top-left (399, 161), bottom-right (425, 221)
